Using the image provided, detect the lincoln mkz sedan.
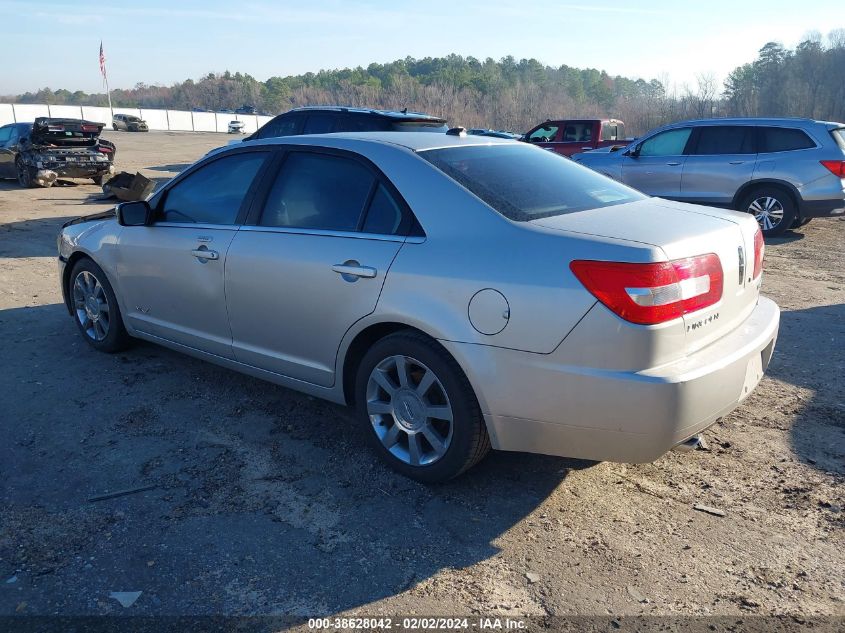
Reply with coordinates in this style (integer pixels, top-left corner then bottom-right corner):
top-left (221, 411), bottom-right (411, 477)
top-left (57, 132), bottom-right (780, 482)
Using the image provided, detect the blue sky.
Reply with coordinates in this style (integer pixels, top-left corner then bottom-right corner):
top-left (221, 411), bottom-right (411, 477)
top-left (0, 0), bottom-right (840, 94)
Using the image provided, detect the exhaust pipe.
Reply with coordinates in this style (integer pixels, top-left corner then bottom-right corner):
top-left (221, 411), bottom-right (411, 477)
top-left (673, 434), bottom-right (704, 453)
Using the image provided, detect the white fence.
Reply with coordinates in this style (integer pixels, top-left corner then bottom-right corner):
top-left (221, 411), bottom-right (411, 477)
top-left (0, 103), bottom-right (273, 134)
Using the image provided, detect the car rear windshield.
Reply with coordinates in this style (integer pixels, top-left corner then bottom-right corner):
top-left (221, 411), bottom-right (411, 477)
top-left (831, 128), bottom-right (845, 151)
top-left (419, 144), bottom-right (644, 221)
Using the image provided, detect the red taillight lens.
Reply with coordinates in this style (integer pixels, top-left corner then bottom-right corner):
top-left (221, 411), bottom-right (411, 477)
top-left (81, 124), bottom-right (99, 133)
top-left (820, 160), bottom-right (845, 177)
top-left (752, 228), bottom-right (764, 279)
top-left (570, 254), bottom-right (723, 325)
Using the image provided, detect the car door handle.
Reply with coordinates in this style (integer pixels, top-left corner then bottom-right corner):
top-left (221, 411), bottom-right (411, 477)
top-left (191, 248), bottom-right (219, 260)
top-left (332, 263), bottom-right (377, 278)
top-left (666, 161), bottom-right (681, 166)
top-left (729, 160), bottom-right (745, 165)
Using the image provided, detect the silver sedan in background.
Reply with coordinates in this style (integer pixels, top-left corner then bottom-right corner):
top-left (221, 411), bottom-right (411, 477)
top-left (57, 132), bottom-right (779, 482)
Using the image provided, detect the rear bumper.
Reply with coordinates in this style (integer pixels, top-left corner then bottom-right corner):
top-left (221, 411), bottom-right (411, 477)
top-left (799, 197), bottom-right (845, 218)
top-left (444, 296), bottom-right (779, 463)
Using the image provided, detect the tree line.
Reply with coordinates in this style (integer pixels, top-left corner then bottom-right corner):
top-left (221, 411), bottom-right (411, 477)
top-left (4, 32), bottom-right (844, 136)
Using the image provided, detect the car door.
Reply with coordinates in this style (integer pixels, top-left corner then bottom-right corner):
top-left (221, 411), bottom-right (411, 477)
top-left (680, 125), bottom-right (757, 204)
top-left (115, 149), bottom-right (270, 358)
top-left (225, 149), bottom-right (409, 387)
top-left (621, 127), bottom-right (693, 197)
top-left (0, 125), bottom-right (14, 178)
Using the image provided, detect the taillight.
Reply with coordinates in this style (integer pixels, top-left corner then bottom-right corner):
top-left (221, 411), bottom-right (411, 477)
top-left (570, 254), bottom-right (723, 325)
top-left (752, 228), bottom-right (764, 279)
top-left (820, 160), bottom-right (845, 177)
top-left (81, 124), bottom-right (99, 133)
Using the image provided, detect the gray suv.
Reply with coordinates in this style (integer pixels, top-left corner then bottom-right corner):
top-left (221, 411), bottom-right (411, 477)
top-left (573, 117), bottom-right (845, 236)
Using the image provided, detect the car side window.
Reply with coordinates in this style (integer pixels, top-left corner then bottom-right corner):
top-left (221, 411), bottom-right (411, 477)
top-left (638, 128), bottom-right (692, 156)
top-left (160, 152), bottom-right (267, 225)
top-left (257, 115), bottom-right (300, 139)
top-left (692, 126), bottom-right (755, 154)
top-left (362, 184), bottom-right (403, 234)
top-left (758, 127), bottom-right (816, 153)
top-left (345, 116), bottom-right (391, 132)
top-left (527, 125), bottom-right (558, 143)
top-left (302, 114), bottom-right (336, 134)
top-left (0, 125), bottom-right (12, 144)
top-left (259, 152), bottom-right (375, 231)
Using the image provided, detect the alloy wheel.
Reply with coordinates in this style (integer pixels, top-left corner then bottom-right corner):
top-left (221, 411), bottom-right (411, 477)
top-left (748, 196), bottom-right (784, 232)
top-left (72, 270), bottom-right (111, 341)
top-left (366, 355), bottom-right (454, 466)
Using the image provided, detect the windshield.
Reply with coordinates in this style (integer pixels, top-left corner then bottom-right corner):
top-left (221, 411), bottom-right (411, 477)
top-left (420, 144), bottom-right (644, 221)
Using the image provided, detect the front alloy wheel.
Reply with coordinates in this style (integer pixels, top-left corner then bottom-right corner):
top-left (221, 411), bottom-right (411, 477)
top-left (366, 355), bottom-right (454, 467)
top-left (72, 270), bottom-right (111, 341)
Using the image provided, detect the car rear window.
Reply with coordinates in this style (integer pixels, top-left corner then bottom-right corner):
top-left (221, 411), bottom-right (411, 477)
top-left (758, 127), bottom-right (816, 152)
top-left (831, 128), bottom-right (845, 151)
top-left (420, 144), bottom-right (645, 222)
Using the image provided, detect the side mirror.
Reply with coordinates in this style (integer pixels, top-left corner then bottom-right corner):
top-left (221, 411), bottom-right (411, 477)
top-left (116, 200), bottom-right (153, 226)
top-left (624, 145), bottom-right (640, 158)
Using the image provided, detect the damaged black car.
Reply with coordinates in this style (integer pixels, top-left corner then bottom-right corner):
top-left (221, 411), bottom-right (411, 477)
top-left (0, 118), bottom-right (115, 188)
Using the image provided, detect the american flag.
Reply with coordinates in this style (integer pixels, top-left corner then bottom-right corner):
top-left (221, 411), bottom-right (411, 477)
top-left (99, 41), bottom-right (106, 79)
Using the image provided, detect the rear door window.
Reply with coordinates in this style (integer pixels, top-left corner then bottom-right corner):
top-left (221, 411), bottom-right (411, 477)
top-left (362, 184), bottom-right (403, 234)
top-left (160, 152), bottom-right (267, 224)
top-left (692, 126), bottom-right (755, 154)
top-left (259, 152), bottom-right (374, 231)
top-left (344, 116), bottom-right (392, 132)
top-left (257, 115), bottom-right (302, 139)
top-left (758, 127), bottom-right (816, 152)
top-left (0, 125), bottom-right (12, 144)
top-left (302, 114), bottom-right (336, 134)
top-left (638, 128), bottom-right (692, 156)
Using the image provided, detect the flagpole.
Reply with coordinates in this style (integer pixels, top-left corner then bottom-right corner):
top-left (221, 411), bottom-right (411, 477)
top-left (104, 70), bottom-right (113, 119)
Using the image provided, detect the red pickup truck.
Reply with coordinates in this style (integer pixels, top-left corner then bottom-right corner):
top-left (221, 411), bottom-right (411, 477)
top-left (523, 118), bottom-right (627, 157)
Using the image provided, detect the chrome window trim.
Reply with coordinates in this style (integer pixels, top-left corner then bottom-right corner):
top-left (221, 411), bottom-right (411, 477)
top-left (153, 222), bottom-right (240, 230)
top-left (237, 225), bottom-right (410, 243)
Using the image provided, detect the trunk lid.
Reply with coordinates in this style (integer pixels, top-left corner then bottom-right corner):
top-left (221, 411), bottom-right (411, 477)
top-left (29, 117), bottom-right (103, 148)
top-left (532, 197), bottom-right (762, 354)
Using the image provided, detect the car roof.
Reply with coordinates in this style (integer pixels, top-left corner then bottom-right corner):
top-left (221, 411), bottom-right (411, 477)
top-left (237, 131), bottom-right (515, 153)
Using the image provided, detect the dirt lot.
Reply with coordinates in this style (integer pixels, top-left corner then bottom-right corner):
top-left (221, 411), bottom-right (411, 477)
top-left (0, 131), bottom-right (843, 622)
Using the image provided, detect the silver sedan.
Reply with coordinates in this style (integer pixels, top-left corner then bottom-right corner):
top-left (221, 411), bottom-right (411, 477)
top-left (57, 132), bottom-right (780, 482)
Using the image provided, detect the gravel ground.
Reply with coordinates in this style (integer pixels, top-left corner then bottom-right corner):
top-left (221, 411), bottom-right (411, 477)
top-left (0, 132), bottom-right (843, 622)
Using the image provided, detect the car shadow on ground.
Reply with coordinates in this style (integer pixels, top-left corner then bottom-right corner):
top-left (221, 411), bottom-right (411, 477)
top-left (0, 215), bottom-right (90, 258)
top-left (768, 304), bottom-right (845, 474)
top-left (766, 230), bottom-right (806, 245)
top-left (0, 302), bottom-right (592, 615)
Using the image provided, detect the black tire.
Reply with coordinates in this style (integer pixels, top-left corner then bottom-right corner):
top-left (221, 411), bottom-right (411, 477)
top-left (15, 157), bottom-right (36, 188)
top-left (791, 217), bottom-right (812, 229)
top-left (738, 186), bottom-right (797, 237)
top-left (354, 331), bottom-right (490, 483)
top-left (92, 174), bottom-right (106, 186)
top-left (68, 258), bottom-right (131, 353)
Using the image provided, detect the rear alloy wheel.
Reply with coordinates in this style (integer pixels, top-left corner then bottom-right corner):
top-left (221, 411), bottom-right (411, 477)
top-left (69, 258), bottom-right (130, 353)
top-left (15, 158), bottom-right (36, 188)
top-left (355, 332), bottom-right (490, 482)
top-left (740, 187), bottom-right (796, 237)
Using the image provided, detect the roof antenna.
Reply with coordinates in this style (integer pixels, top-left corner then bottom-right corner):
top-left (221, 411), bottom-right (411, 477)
top-left (401, 107), bottom-right (408, 114)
